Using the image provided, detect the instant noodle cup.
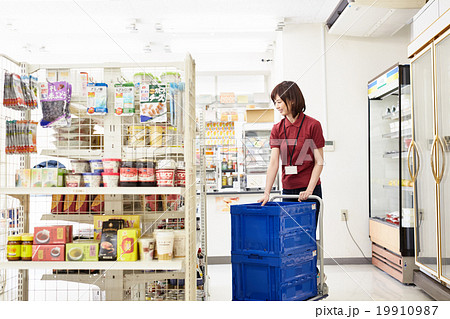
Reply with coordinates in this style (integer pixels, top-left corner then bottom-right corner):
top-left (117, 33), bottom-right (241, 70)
top-left (65, 173), bottom-right (83, 187)
top-left (70, 160), bottom-right (90, 173)
top-left (102, 172), bottom-right (120, 187)
top-left (156, 160), bottom-right (176, 187)
top-left (89, 160), bottom-right (104, 174)
top-left (138, 237), bottom-right (155, 261)
top-left (175, 161), bottom-right (186, 187)
top-left (154, 230), bottom-right (174, 260)
top-left (101, 158), bottom-right (121, 173)
top-left (82, 173), bottom-right (101, 187)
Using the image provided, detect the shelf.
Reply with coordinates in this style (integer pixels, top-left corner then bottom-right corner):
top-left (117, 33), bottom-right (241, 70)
top-left (1, 187), bottom-right (185, 197)
top-left (41, 274), bottom-right (105, 289)
top-left (40, 149), bottom-right (103, 159)
top-left (40, 210), bottom-right (185, 224)
top-left (382, 108), bottom-right (412, 121)
top-left (383, 152), bottom-right (408, 159)
top-left (0, 259), bottom-right (184, 270)
top-left (382, 128), bottom-right (412, 139)
top-left (123, 146), bottom-right (185, 157)
top-left (383, 185), bottom-right (414, 192)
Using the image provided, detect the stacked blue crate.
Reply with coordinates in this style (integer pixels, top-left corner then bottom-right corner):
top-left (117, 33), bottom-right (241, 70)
top-left (231, 202), bottom-right (317, 301)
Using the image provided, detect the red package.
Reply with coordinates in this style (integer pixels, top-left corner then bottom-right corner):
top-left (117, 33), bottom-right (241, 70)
top-left (144, 194), bottom-right (161, 212)
top-left (64, 194), bottom-right (76, 213)
top-left (75, 194), bottom-right (89, 213)
top-left (32, 244), bottom-right (65, 261)
top-left (90, 195), bottom-right (104, 213)
top-left (33, 225), bottom-right (73, 245)
top-left (51, 194), bottom-right (65, 213)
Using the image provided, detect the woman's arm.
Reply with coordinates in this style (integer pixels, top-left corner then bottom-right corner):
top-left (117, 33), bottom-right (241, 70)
top-left (257, 147), bottom-right (280, 206)
top-left (299, 147), bottom-right (324, 201)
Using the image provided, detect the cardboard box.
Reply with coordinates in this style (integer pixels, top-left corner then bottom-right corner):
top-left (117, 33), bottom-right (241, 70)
top-left (245, 108), bottom-right (274, 123)
top-left (117, 229), bottom-right (139, 261)
top-left (42, 168), bottom-right (66, 187)
top-left (32, 244), bottom-right (65, 261)
top-left (15, 169), bottom-right (31, 187)
top-left (66, 240), bottom-right (99, 261)
top-left (33, 225), bottom-right (73, 245)
top-left (93, 215), bottom-right (140, 240)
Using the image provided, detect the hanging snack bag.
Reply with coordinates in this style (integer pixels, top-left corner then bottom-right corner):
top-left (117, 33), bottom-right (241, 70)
top-left (87, 83), bottom-right (108, 115)
top-left (114, 83), bottom-right (135, 116)
top-left (39, 81), bottom-right (72, 127)
top-left (140, 84), bottom-right (167, 123)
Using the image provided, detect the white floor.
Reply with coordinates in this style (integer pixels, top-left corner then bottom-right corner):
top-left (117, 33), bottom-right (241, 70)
top-left (206, 264), bottom-right (433, 301)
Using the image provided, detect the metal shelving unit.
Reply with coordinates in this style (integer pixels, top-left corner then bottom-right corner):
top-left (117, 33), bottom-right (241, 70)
top-left (0, 55), bottom-right (202, 301)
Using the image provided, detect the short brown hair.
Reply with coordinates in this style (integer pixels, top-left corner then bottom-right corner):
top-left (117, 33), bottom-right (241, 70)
top-left (271, 81), bottom-right (306, 119)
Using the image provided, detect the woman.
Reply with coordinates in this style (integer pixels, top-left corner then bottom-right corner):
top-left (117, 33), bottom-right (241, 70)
top-left (258, 81), bottom-right (325, 214)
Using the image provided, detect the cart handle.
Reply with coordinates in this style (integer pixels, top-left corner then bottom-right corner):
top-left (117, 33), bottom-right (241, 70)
top-left (269, 194), bottom-right (325, 294)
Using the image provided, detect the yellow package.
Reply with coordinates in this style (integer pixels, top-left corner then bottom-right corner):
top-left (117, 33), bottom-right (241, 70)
top-left (118, 229), bottom-right (139, 261)
top-left (93, 215), bottom-right (140, 240)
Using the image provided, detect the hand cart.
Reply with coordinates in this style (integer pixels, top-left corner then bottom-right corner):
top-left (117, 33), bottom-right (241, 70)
top-left (269, 194), bottom-right (329, 301)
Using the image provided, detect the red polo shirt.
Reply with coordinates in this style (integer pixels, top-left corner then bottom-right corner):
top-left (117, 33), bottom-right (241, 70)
top-left (270, 113), bottom-right (325, 189)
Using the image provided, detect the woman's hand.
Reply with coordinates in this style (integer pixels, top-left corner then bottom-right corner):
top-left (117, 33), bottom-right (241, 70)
top-left (257, 193), bottom-right (270, 206)
top-left (299, 189), bottom-right (313, 201)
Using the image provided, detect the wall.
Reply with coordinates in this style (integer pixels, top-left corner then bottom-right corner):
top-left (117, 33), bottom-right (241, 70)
top-left (280, 23), bottom-right (411, 259)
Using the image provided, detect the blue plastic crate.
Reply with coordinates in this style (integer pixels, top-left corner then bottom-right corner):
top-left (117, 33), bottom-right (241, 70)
top-left (231, 202), bottom-right (316, 256)
top-left (232, 250), bottom-right (317, 301)
top-left (232, 247), bottom-right (317, 284)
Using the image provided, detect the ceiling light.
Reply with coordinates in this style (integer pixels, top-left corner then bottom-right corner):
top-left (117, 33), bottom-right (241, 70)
top-left (164, 45), bottom-right (171, 53)
top-left (6, 23), bottom-right (17, 31)
top-left (126, 23), bottom-right (138, 33)
top-left (155, 23), bottom-right (163, 32)
top-left (275, 20), bottom-right (285, 32)
top-left (143, 44), bottom-right (152, 53)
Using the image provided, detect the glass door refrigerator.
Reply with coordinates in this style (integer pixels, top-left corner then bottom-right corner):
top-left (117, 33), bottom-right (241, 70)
top-left (368, 64), bottom-right (416, 284)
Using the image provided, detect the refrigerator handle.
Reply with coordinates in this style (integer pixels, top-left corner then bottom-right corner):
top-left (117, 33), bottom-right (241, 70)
top-left (407, 140), bottom-right (420, 182)
top-left (437, 136), bottom-right (446, 184)
top-left (431, 135), bottom-right (439, 183)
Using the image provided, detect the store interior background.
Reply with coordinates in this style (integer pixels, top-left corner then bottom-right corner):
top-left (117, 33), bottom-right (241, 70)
top-left (0, 0), bottom-right (445, 269)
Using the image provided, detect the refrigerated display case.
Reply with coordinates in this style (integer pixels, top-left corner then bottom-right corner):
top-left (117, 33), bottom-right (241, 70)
top-left (409, 26), bottom-right (450, 298)
top-left (368, 63), bottom-right (416, 284)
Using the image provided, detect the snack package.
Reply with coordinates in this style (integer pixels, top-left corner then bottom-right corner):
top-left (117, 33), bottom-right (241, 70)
top-left (93, 215), bottom-right (140, 240)
top-left (51, 194), bottom-right (65, 213)
top-left (140, 84), bottom-right (167, 123)
top-left (114, 83), bottom-right (135, 116)
top-left (90, 194), bottom-right (104, 213)
top-left (117, 228), bottom-right (139, 261)
top-left (87, 83), bottom-right (108, 115)
top-left (15, 169), bottom-right (31, 187)
top-left (98, 219), bottom-right (122, 261)
top-left (39, 81), bottom-right (72, 127)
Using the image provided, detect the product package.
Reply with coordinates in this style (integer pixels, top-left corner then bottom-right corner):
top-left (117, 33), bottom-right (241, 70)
top-left (140, 84), bottom-right (167, 123)
top-left (42, 168), bottom-right (66, 187)
top-left (33, 225), bottom-right (73, 245)
top-left (66, 240), bottom-right (99, 261)
top-left (39, 81), bottom-right (72, 127)
top-left (93, 215), bottom-right (140, 240)
top-left (15, 169), bottom-right (31, 187)
top-left (117, 228), bottom-right (139, 261)
top-left (87, 83), bottom-right (108, 115)
top-left (98, 220), bottom-right (122, 261)
top-left (5, 120), bottom-right (38, 154)
top-left (90, 194), bottom-right (105, 213)
top-left (32, 244), bottom-right (65, 261)
top-left (114, 83), bottom-right (135, 116)
top-left (31, 168), bottom-right (43, 187)
top-left (51, 194), bottom-right (65, 213)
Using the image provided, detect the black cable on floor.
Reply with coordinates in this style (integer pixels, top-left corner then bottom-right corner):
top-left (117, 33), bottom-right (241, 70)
top-left (345, 218), bottom-right (371, 263)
